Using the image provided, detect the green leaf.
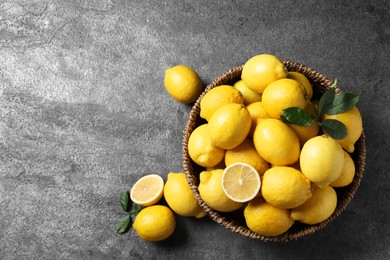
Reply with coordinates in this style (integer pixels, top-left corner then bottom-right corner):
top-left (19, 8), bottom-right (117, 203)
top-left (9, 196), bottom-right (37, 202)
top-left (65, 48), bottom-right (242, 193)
top-left (120, 191), bottom-right (130, 212)
top-left (317, 86), bottom-right (336, 117)
top-left (325, 92), bottom-right (359, 115)
top-left (132, 204), bottom-right (143, 218)
top-left (320, 119), bottom-right (347, 140)
top-left (281, 107), bottom-right (314, 126)
top-left (116, 215), bottom-right (132, 234)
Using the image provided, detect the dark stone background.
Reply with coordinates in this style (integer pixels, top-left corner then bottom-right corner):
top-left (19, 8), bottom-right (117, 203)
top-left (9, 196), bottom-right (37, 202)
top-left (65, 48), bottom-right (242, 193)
top-left (0, 0), bottom-right (389, 259)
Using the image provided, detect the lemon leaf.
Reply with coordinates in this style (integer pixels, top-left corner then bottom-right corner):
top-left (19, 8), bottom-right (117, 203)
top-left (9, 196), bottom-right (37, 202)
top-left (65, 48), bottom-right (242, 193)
top-left (325, 92), bottom-right (359, 115)
top-left (120, 191), bottom-right (130, 212)
top-left (131, 204), bottom-right (143, 217)
top-left (281, 107), bottom-right (313, 126)
top-left (318, 86), bottom-right (336, 117)
top-left (320, 119), bottom-right (347, 140)
top-left (116, 215), bottom-right (132, 234)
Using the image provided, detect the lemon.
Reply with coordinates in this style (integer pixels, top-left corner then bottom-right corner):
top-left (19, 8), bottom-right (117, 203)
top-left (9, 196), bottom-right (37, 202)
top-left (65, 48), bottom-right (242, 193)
top-left (253, 118), bottom-right (300, 166)
top-left (130, 174), bottom-right (164, 206)
top-left (222, 162), bottom-right (261, 203)
top-left (198, 169), bottom-right (243, 212)
top-left (323, 106), bottom-right (363, 153)
top-left (164, 172), bottom-right (205, 218)
top-left (286, 71), bottom-right (313, 100)
top-left (224, 138), bottom-right (269, 175)
top-left (288, 102), bottom-right (320, 146)
top-left (133, 205), bottom-right (176, 242)
top-left (330, 150), bottom-right (356, 187)
top-left (241, 54), bottom-right (287, 94)
top-left (262, 78), bottom-right (307, 119)
top-left (244, 197), bottom-right (294, 237)
top-left (233, 80), bottom-right (262, 105)
top-left (261, 166), bottom-right (312, 209)
top-left (291, 185), bottom-right (337, 225)
top-left (246, 101), bottom-right (269, 137)
top-left (188, 124), bottom-right (225, 168)
top-left (300, 135), bottom-right (344, 188)
top-left (208, 103), bottom-right (252, 149)
top-left (164, 65), bottom-right (202, 104)
top-left (200, 85), bottom-right (244, 121)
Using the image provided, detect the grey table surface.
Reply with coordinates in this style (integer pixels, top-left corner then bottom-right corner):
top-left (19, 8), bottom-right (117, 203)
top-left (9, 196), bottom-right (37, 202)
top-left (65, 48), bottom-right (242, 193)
top-left (0, 0), bottom-right (389, 259)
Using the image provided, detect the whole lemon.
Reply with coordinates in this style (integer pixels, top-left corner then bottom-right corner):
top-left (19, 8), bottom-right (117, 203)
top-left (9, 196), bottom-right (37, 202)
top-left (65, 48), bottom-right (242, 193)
top-left (244, 197), bottom-right (294, 237)
top-left (246, 101), bottom-right (269, 137)
top-left (291, 185), bottom-right (337, 225)
top-left (261, 166), bottom-right (312, 209)
top-left (286, 71), bottom-right (313, 100)
top-left (241, 54), bottom-right (287, 94)
top-left (262, 78), bottom-right (307, 119)
top-left (188, 124), bottom-right (225, 168)
top-left (164, 172), bottom-right (205, 218)
top-left (200, 85), bottom-right (244, 121)
top-left (233, 80), bottom-right (262, 105)
top-left (300, 135), bottom-right (344, 188)
top-left (330, 150), bottom-right (356, 187)
top-left (225, 138), bottom-right (269, 176)
top-left (198, 169), bottom-right (243, 212)
top-left (323, 106), bottom-right (363, 153)
top-left (253, 118), bottom-right (300, 166)
top-left (208, 103), bottom-right (252, 149)
top-left (133, 205), bottom-right (176, 242)
top-left (164, 65), bottom-right (202, 104)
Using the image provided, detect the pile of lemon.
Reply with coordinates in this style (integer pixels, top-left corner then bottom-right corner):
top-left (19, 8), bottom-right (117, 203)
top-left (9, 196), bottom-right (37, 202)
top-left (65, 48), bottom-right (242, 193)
top-left (122, 53), bottom-right (363, 242)
top-left (185, 54), bottom-right (362, 237)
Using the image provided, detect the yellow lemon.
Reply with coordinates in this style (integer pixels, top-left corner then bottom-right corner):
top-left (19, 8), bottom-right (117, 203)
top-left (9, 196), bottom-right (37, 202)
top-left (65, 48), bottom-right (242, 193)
top-left (200, 85), bottom-right (244, 121)
top-left (262, 78), bottom-right (307, 119)
top-left (253, 118), bottom-right (300, 166)
top-left (208, 103), bottom-right (251, 149)
top-left (291, 185), bottom-right (337, 225)
top-left (130, 174), bottom-right (164, 206)
top-left (261, 166), bottom-right (312, 209)
top-left (287, 71), bottom-right (313, 100)
top-left (330, 151), bottom-right (356, 187)
top-left (244, 197), bottom-right (294, 237)
top-left (241, 54), bottom-right (287, 94)
top-left (188, 124), bottom-right (225, 168)
top-left (198, 169), bottom-right (243, 212)
top-left (300, 135), bottom-right (344, 188)
top-left (164, 172), bottom-right (205, 218)
top-left (224, 138), bottom-right (269, 175)
top-left (323, 106), bottom-right (363, 153)
top-left (164, 65), bottom-right (202, 104)
top-left (222, 162), bottom-right (261, 203)
top-left (233, 80), bottom-right (262, 105)
top-left (133, 205), bottom-right (176, 242)
top-left (246, 101), bottom-right (269, 137)
top-left (288, 102), bottom-right (320, 146)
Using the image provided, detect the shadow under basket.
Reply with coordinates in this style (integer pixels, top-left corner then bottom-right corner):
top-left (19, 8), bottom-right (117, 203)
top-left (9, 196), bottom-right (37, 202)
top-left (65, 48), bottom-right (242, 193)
top-left (182, 60), bottom-right (366, 242)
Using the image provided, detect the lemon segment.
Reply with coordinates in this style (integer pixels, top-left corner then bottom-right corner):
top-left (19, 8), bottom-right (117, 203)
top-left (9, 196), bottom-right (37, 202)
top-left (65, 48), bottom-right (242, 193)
top-left (222, 162), bottom-right (261, 203)
top-left (130, 174), bottom-right (164, 206)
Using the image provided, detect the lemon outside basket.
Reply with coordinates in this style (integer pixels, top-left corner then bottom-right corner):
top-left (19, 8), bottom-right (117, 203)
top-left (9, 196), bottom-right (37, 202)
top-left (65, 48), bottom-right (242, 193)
top-left (182, 60), bottom-right (366, 242)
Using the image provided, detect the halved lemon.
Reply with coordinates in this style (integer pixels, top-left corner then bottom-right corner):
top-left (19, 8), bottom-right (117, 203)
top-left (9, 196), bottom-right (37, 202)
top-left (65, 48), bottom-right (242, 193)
top-left (222, 162), bottom-right (261, 203)
top-left (130, 174), bottom-right (164, 206)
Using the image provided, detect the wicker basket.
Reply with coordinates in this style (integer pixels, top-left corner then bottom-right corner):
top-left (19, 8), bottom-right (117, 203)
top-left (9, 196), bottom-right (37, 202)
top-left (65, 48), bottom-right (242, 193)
top-left (182, 60), bottom-right (366, 242)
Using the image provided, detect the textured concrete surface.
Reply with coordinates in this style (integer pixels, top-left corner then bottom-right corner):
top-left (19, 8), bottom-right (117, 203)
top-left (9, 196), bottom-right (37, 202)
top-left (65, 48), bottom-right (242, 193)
top-left (0, 0), bottom-right (389, 259)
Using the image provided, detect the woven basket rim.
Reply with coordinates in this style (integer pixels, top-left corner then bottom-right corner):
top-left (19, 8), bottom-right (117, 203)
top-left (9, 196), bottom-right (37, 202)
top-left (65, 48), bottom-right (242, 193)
top-left (182, 60), bottom-right (366, 242)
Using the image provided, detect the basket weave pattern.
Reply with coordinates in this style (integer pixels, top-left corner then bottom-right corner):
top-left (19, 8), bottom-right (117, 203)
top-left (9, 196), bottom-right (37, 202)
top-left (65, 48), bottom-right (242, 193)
top-left (182, 61), bottom-right (366, 242)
